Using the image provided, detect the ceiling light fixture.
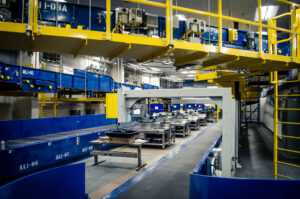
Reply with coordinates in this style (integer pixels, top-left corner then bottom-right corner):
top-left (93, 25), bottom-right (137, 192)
top-left (255, 5), bottom-right (279, 21)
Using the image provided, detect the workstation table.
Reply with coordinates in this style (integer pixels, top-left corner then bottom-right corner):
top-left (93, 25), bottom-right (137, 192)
top-left (188, 115), bottom-right (200, 131)
top-left (133, 122), bottom-right (175, 149)
top-left (166, 118), bottom-right (191, 137)
top-left (90, 140), bottom-right (147, 170)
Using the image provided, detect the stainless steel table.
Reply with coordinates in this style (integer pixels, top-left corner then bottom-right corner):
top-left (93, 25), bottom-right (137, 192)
top-left (90, 140), bottom-right (147, 170)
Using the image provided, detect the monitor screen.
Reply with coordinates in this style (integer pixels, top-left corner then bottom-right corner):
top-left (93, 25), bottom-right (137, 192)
top-left (133, 109), bottom-right (141, 115)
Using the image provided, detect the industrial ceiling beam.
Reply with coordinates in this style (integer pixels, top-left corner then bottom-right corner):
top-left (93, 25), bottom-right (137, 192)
top-left (108, 44), bottom-right (131, 60)
top-left (137, 46), bottom-right (173, 63)
top-left (203, 55), bottom-right (239, 67)
top-left (175, 51), bottom-right (208, 67)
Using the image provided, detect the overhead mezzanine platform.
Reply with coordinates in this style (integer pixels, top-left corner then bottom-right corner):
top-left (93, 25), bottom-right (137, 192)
top-left (0, 0), bottom-right (299, 73)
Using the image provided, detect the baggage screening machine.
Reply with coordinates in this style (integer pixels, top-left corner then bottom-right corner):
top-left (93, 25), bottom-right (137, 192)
top-left (114, 88), bottom-right (238, 177)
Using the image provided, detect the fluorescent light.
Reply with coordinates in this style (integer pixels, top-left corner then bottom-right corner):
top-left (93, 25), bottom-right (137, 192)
top-left (150, 67), bottom-right (161, 72)
top-left (181, 70), bottom-right (196, 74)
top-left (187, 74), bottom-right (195, 77)
top-left (255, 5), bottom-right (279, 21)
top-left (175, 14), bottom-right (186, 21)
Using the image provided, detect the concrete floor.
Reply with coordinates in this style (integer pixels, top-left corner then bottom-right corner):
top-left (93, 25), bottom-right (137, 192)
top-left (75, 153), bottom-right (154, 193)
top-left (75, 123), bottom-right (216, 199)
top-left (116, 122), bottom-right (222, 199)
top-left (236, 125), bottom-right (300, 179)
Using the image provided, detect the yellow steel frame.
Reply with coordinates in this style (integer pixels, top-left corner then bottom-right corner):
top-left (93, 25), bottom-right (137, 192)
top-left (0, 0), bottom-right (299, 69)
top-left (38, 93), bottom-right (105, 118)
top-left (271, 71), bottom-right (300, 179)
top-left (39, 93), bottom-right (59, 118)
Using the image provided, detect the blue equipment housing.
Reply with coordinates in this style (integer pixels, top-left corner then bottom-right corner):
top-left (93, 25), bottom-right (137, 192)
top-left (171, 104), bottom-right (180, 111)
top-left (0, 61), bottom-right (158, 94)
top-left (195, 104), bottom-right (204, 110)
top-left (190, 136), bottom-right (300, 199)
top-left (0, 163), bottom-right (86, 199)
top-left (149, 103), bottom-right (164, 113)
top-left (186, 104), bottom-right (195, 109)
top-left (0, 114), bottom-right (133, 184)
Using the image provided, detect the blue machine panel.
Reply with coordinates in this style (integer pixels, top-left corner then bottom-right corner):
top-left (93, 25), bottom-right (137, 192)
top-left (57, 73), bottom-right (73, 88)
top-left (186, 104), bottom-right (195, 109)
top-left (190, 174), bottom-right (300, 199)
top-left (0, 129), bottom-right (108, 182)
top-left (196, 104), bottom-right (204, 110)
top-left (171, 104), bottom-right (180, 111)
top-left (189, 136), bottom-right (300, 199)
top-left (87, 73), bottom-right (99, 91)
top-left (0, 163), bottom-right (86, 199)
top-left (0, 114), bottom-right (116, 141)
top-left (0, 114), bottom-right (128, 183)
top-left (100, 75), bottom-right (112, 92)
top-left (150, 103), bottom-right (164, 113)
top-left (73, 76), bottom-right (85, 89)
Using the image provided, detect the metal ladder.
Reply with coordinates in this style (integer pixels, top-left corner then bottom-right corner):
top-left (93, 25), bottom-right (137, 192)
top-left (271, 71), bottom-right (300, 179)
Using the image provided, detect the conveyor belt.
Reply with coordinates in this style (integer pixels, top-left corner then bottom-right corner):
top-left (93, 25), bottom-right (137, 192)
top-left (5, 123), bottom-right (132, 148)
top-left (115, 122), bottom-right (222, 199)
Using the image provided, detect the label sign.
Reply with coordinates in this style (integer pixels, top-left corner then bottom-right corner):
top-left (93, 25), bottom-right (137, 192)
top-left (40, 1), bottom-right (68, 12)
top-left (22, 69), bottom-right (34, 76)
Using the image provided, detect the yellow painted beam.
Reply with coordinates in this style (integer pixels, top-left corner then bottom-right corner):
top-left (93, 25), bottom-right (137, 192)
top-left (175, 51), bottom-right (208, 67)
top-left (106, 93), bottom-right (118, 119)
top-left (108, 44), bottom-right (131, 60)
top-left (73, 39), bottom-right (88, 57)
top-left (258, 0), bottom-right (262, 57)
top-left (137, 46), bottom-right (172, 63)
top-left (39, 96), bottom-right (105, 102)
top-left (277, 0), bottom-right (300, 8)
top-left (39, 25), bottom-right (106, 40)
top-left (173, 6), bottom-right (219, 18)
top-left (218, 0), bottom-right (222, 53)
top-left (195, 71), bottom-right (219, 81)
top-left (297, 9), bottom-right (300, 60)
top-left (203, 55), bottom-right (238, 67)
top-left (0, 22), bottom-right (27, 33)
top-left (112, 33), bottom-right (166, 47)
top-left (123, 0), bottom-right (167, 8)
top-left (106, 0), bottom-right (111, 40)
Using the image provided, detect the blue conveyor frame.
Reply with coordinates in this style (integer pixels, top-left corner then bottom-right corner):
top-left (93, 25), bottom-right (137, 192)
top-left (0, 114), bottom-right (132, 184)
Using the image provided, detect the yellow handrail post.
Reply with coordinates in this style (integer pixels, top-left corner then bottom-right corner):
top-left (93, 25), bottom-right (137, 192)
top-left (297, 9), bottom-right (300, 60)
top-left (273, 71), bottom-right (278, 179)
top-left (291, 5), bottom-right (297, 61)
top-left (53, 92), bottom-right (58, 117)
top-left (33, 0), bottom-right (38, 34)
top-left (27, 0), bottom-right (38, 38)
top-left (268, 19), bottom-right (277, 55)
top-left (258, 0), bottom-right (262, 58)
top-left (166, 0), bottom-right (173, 46)
top-left (106, 0), bottom-right (111, 40)
top-left (218, 0), bottom-right (222, 53)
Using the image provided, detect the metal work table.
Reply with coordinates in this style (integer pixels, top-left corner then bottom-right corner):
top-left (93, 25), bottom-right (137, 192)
top-left (133, 122), bottom-right (175, 149)
top-left (90, 140), bottom-right (147, 170)
top-left (188, 115), bottom-right (200, 131)
top-left (166, 118), bottom-right (191, 137)
top-left (198, 114), bottom-right (208, 126)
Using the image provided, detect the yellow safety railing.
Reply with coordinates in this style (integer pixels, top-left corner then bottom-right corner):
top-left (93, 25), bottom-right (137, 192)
top-left (39, 92), bottom-right (58, 118)
top-left (123, 0), bottom-right (300, 60)
top-left (1, 0), bottom-right (296, 62)
top-left (271, 71), bottom-right (300, 179)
